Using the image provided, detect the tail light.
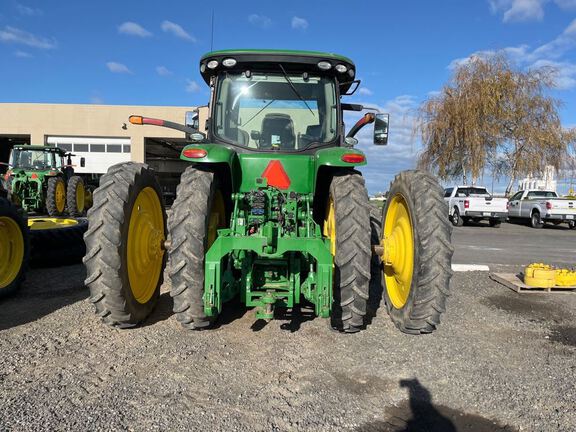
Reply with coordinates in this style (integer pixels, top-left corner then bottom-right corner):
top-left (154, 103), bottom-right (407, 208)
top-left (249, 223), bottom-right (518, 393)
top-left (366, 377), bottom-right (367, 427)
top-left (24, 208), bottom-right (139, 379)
top-left (341, 153), bottom-right (365, 163)
top-left (506, 202), bottom-right (510, 210)
top-left (546, 201), bottom-right (553, 210)
top-left (464, 200), bottom-right (469, 209)
top-left (182, 148), bottom-right (207, 159)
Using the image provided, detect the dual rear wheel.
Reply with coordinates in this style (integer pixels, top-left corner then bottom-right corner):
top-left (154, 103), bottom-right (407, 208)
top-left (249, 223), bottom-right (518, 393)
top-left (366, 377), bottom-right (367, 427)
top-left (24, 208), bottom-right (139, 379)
top-left (46, 176), bottom-right (87, 217)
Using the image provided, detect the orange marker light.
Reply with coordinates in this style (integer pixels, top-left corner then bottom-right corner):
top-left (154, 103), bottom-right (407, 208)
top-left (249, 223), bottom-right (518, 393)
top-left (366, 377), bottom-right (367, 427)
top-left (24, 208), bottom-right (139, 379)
top-left (341, 153), bottom-right (365, 163)
top-left (129, 115), bottom-right (143, 125)
top-left (182, 148), bottom-right (207, 159)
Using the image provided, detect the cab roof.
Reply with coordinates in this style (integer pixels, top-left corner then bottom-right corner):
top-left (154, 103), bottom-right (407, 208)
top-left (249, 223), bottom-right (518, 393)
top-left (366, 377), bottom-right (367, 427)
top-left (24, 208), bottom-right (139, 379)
top-left (13, 145), bottom-right (67, 155)
top-left (199, 49), bottom-right (357, 92)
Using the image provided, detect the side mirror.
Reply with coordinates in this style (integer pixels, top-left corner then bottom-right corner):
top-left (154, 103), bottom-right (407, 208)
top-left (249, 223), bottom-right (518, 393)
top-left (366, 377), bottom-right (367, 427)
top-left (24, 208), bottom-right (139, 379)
top-left (374, 113), bottom-right (389, 145)
top-left (80, 157), bottom-right (86, 168)
top-left (185, 109), bottom-right (200, 130)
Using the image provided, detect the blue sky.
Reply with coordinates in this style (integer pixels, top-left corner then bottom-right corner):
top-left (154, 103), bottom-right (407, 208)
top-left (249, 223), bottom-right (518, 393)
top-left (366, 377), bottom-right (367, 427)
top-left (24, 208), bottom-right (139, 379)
top-left (1, 0), bottom-right (575, 193)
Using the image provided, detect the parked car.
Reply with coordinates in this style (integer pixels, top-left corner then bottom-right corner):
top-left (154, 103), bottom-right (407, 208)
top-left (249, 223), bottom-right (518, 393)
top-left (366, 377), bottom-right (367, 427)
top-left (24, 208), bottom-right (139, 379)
top-left (508, 189), bottom-right (576, 229)
top-left (444, 185), bottom-right (508, 227)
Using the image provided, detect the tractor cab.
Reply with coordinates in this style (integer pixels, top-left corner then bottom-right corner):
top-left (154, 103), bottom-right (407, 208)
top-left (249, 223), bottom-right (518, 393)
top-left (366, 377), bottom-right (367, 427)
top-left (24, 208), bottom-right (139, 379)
top-left (10, 145), bottom-right (66, 173)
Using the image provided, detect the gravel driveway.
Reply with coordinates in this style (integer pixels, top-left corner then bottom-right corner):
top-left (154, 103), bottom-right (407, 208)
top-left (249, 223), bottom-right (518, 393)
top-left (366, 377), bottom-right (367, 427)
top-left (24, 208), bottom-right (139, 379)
top-left (1, 256), bottom-right (575, 431)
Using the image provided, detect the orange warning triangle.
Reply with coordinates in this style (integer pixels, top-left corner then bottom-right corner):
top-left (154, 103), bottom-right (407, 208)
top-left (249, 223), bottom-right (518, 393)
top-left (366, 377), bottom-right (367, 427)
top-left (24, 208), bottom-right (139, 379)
top-left (262, 160), bottom-right (291, 190)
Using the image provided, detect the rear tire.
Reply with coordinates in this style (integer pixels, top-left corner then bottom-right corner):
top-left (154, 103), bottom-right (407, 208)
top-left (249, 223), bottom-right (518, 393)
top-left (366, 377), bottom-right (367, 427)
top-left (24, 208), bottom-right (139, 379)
top-left (530, 211), bottom-right (543, 229)
top-left (67, 176), bottom-right (86, 217)
top-left (381, 170), bottom-right (453, 334)
top-left (451, 208), bottom-right (463, 227)
top-left (29, 218), bottom-right (88, 266)
top-left (168, 167), bottom-right (224, 330)
top-left (46, 177), bottom-right (66, 216)
top-left (83, 162), bottom-right (167, 327)
top-left (0, 198), bottom-right (29, 298)
top-left (326, 171), bottom-right (371, 333)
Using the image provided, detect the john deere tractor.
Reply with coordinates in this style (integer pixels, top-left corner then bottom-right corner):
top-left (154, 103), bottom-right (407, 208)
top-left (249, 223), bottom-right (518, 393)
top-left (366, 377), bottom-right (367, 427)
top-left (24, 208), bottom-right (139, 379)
top-left (7, 145), bottom-right (88, 217)
top-left (84, 50), bottom-right (453, 333)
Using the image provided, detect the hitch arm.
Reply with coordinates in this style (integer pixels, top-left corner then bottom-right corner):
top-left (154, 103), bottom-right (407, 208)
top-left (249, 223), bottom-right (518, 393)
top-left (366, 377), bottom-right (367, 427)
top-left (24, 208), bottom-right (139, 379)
top-left (129, 115), bottom-right (203, 137)
top-left (346, 113), bottom-right (375, 138)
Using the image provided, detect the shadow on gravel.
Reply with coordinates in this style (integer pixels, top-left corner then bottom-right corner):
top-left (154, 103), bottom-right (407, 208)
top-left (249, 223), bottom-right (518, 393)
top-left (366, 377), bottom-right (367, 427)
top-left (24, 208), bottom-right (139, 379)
top-left (366, 207), bottom-right (384, 327)
top-left (142, 292), bottom-right (174, 327)
top-left (481, 294), bottom-right (570, 323)
top-left (357, 378), bottom-right (517, 432)
top-left (549, 325), bottom-right (576, 347)
top-left (0, 265), bottom-right (88, 331)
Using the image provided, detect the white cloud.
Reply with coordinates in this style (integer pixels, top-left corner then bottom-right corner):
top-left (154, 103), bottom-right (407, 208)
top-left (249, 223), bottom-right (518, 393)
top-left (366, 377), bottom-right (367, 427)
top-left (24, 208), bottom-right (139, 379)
top-left (156, 66), bottom-right (172, 76)
top-left (248, 14), bottom-right (272, 28)
top-left (90, 95), bottom-right (105, 104)
top-left (14, 50), bottom-right (32, 58)
top-left (185, 79), bottom-right (201, 93)
top-left (448, 19), bottom-right (576, 89)
top-left (291, 16), bottom-right (308, 30)
top-left (118, 22), bottom-right (152, 38)
top-left (0, 26), bottom-right (56, 49)
top-left (489, 0), bottom-right (576, 22)
top-left (16, 3), bottom-right (42, 16)
top-left (161, 20), bottom-right (196, 42)
top-left (106, 62), bottom-right (132, 74)
top-left (359, 87), bottom-right (373, 96)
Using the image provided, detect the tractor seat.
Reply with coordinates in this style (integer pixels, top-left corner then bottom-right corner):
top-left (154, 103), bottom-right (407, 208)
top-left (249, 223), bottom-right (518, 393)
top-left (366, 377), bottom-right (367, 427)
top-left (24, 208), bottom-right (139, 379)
top-left (259, 114), bottom-right (295, 150)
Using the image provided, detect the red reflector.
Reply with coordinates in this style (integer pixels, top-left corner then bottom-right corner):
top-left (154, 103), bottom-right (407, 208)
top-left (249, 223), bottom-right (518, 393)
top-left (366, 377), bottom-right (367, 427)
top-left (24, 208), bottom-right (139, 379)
top-left (464, 200), bottom-right (469, 209)
top-left (262, 160), bottom-right (291, 190)
top-left (31, 173), bottom-right (38, 179)
top-left (182, 148), bottom-right (207, 159)
top-left (546, 201), bottom-right (552, 210)
top-left (341, 153), bottom-right (365, 163)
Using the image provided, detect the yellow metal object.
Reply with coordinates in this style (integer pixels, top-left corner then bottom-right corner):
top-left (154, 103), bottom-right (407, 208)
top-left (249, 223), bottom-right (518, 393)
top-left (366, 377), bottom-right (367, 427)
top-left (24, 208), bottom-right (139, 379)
top-left (555, 268), bottom-right (576, 287)
top-left (127, 187), bottom-right (165, 304)
top-left (28, 217), bottom-right (78, 230)
top-left (382, 193), bottom-right (414, 309)
top-left (208, 190), bottom-right (225, 248)
top-left (323, 197), bottom-right (336, 257)
top-left (76, 182), bottom-right (85, 213)
top-left (55, 180), bottom-right (66, 213)
top-left (524, 263), bottom-right (556, 288)
top-left (0, 216), bottom-right (25, 289)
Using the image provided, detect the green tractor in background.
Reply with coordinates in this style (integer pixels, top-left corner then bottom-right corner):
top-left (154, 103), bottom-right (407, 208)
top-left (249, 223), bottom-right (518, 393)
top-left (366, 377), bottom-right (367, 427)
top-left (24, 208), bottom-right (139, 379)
top-left (84, 50), bottom-right (453, 334)
top-left (6, 145), bottom-right (89, 217)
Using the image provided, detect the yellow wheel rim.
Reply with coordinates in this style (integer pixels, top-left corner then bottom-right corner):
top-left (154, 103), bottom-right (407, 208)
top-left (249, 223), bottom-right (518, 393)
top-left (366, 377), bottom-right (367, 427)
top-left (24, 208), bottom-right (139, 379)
top-left (29, 218), bottom-right (78, 230)
top-left (382, 193), bottom-right (414, 309)
top-left (76, 182), bottom-right (85, 213)
top-left (0, 216), bottom-right (25, 289)
top-left (323, 196), bottom-right (336, 257)
top-left (127, 187), bottom-right (165, 304)
top-left (55, 180), bottom-right (66, 213)
top-left (208, 190), bottom-right (225, 248)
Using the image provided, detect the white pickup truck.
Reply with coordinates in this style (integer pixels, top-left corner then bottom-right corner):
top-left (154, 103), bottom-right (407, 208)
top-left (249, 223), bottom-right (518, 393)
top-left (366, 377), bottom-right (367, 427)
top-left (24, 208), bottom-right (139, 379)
top-left (507, 189), bottom-right (576, 229)
top-left (444, 186), bottom-right (508, 227)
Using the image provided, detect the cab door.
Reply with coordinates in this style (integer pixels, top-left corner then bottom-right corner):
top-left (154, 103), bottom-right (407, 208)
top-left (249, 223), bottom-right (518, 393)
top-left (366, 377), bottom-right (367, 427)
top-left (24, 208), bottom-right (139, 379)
top-left (507, 191), bottom-right (523, 217)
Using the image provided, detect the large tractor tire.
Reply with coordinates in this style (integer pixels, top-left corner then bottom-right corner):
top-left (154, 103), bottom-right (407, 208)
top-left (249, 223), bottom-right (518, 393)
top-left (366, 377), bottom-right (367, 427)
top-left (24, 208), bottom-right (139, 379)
top-left (46, 177), bottom-right (67, 217)
top-left (324, 171), bottom-right (371, 333)
top-left (84, 162), bottom-right (167, 328)
top-left (380, 170), bottom-right (453, 334)
top-left (0, 198), bottom-right (29, 298)
top-left (168, 167), bottom-right (226, 330)
top-left (28, 218), bottom-right (88, 266)
top-left (66, 176), bottom-right (86, 217)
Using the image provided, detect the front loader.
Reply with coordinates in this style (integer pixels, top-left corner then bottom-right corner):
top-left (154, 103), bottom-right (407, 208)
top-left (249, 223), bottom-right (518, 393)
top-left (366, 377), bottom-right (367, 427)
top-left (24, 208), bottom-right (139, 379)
top-left (84, 50), bottom-right (453, 333)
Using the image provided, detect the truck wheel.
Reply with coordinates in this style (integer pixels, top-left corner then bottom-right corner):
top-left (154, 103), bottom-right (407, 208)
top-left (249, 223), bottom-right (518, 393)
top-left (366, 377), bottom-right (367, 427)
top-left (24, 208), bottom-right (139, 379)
top-left (66, 176), bottom-right (86, 217)
top-left (451, 208), bottom-right (464, 227)
top-left (325, 171), bottom-right (371, 333)
top-left (489, 219), bottom-right (501, 228)
top-left (29, 218), bottom-right (88, 266)
top-left (530, 211), bottom-right (544, 229)
top-left (168, 167), bottom-right (226, 330)
top-left (569, 220), bottom-right (576, 230)
top-left (46, 177), bottom-right (66, 216)
top-left (380, 170), bottom-right (453, 334)
top-left (0, 198), bottom-right (29, 298)
top-left (84, 162), bottom-right (167, 327)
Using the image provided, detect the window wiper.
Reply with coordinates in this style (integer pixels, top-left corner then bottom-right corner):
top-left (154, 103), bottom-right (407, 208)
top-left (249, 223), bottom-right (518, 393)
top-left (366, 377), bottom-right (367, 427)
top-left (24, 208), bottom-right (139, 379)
top-left (279, 64), bottom-right (315, 117)
top-left (244, 99), bottom-right (276, 128)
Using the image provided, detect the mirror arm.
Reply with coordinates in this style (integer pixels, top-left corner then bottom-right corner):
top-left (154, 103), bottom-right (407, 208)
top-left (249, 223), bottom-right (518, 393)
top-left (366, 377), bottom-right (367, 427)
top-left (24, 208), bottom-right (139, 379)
top-left (129, 115), bottom-right (205, 138)
top-left (347, 113), bottom-right (375, 138)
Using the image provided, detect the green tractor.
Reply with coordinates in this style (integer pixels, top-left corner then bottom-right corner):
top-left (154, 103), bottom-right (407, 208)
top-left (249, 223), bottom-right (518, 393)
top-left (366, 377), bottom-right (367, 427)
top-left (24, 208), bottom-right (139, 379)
top-left (84, 50), bottom-right (453, 333)
top-left (6, 145), bottom-right (89, 217)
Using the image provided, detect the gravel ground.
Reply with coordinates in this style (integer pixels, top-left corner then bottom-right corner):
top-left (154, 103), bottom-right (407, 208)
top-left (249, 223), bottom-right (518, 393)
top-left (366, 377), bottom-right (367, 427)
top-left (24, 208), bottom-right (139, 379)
top-left (1, 257), bottom-right (575, 431)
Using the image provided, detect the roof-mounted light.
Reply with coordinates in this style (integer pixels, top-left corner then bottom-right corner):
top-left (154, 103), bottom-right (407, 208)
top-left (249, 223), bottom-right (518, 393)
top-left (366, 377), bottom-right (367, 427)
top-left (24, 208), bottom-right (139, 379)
top-left (317, 61), bottom-right (332, 71)
top-left (348, 69), bottom-right (355, 78)
top-left (335, 64), bottom-right (347, 73)
top-left (222, 58), bottom-right (237, 67)
top-left (207, 60), bottom-right (219, 69)
top-left (200, 63), bottom-right (206, 73)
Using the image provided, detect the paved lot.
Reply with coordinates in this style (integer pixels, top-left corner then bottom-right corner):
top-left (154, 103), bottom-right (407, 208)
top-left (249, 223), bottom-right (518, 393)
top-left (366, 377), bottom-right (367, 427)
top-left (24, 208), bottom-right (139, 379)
top-left (452, 220), bottom-right (576, 269)
top-left (0, 223), bottom-right (575, 431)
